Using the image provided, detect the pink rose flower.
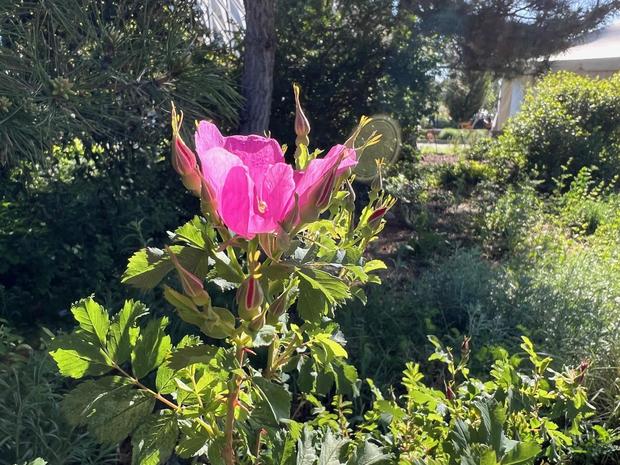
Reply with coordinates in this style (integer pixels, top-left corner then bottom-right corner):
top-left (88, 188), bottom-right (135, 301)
top-left (193, 121), bottom-right (356, 239)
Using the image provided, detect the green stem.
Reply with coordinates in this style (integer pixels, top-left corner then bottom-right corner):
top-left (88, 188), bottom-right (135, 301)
top-left (113, 363), bottom-right (214, 435)
top-left (224, 344), bottom-right (246, 465)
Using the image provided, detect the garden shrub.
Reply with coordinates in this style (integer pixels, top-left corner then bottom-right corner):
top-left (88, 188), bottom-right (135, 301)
top-left (0, 140), bottom-right (194, 326)
top-left (487, 72), bottom-right (620, 188)
top-left (270, 0), bottom-right (441, 147)
top-left (0, 331), bottom-right (116, 465)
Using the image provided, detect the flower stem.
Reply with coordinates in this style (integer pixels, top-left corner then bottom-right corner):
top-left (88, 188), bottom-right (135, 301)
top-left (224, 344), bottom-right (246, 465)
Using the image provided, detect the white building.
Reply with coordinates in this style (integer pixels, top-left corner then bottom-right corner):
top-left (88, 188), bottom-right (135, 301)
top-left (493, 21), bottom-right (620, 130)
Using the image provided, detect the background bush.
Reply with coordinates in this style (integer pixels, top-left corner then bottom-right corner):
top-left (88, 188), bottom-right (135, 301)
top-left (0, 0), bottom-right (241, 327)
top-left (486, 72), bottom-right (620, 188)
top-left (270, 0), bottom-right (441, 147)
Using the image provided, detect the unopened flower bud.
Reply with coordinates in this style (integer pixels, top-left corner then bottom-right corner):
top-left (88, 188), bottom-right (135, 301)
top-left (445, 382), bottom-right (455, 401)
top-left (280, 194), bottom-right (300, 232)
top-left (248, 309), bottom-right (267, 332)
top-left (266, 291), bottom-right (291, 325)
top-left (167, 247), bottom-right (211, 307)
top-left (461, 336), bottom-right (471, 356)
top-left (171, 104), bottom-right (201, 195)
top-left (576, 359), bottom-right (590, 384)
top-left (367, 207), bottom-right (388, 227)
top-left (236, 276), bottom-right (264, 321)
top-left (293, 83), bottom-right (310, 148)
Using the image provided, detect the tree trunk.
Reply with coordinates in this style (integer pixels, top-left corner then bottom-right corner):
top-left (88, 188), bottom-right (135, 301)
top-left (239, 0), bottom-right (276, 135)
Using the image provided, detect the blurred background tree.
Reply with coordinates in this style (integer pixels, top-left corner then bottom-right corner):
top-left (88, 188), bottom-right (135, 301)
top-left (269, 0), bottom-right (442, 148)
top-left (401, 0), bottom-right (620, 75)
top-left (443, 70), bottom-right (492, 123)
top-left (0, 0), bottom-right (241, 325)
top-left (0, 0), bottom-right (240, 166)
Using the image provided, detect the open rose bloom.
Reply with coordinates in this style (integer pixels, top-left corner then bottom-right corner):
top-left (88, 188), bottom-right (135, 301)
top-left (172, 114), bottom-right (356, 239)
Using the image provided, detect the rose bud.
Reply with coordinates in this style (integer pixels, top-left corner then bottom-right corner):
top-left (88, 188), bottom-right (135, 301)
top-left (266, 291), bottom-right (291, 325)
top-left (248, 309), bottom-right (267, 332)
top-left (367, 207), bottom-right (388, 228)
top-left (166, 247), bottom-right (211, 307)
top-left (293, 83), bottom-right (310, 148)
top-left (171, 104), bottom-right (201, 196)
top-left (236, 276), bottom-right (264, 321)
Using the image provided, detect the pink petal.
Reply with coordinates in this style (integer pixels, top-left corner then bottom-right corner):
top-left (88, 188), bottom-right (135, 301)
top-left (195, 121), bottom-right (225, 155)
top-left (224, 135), bottom-right (284, 186)
top-left (261, 163), bottom-right (295, 223)
top-left (198, 147), bottom-right (244, 199)
top-left (220, 165), bottom-right (253, 238)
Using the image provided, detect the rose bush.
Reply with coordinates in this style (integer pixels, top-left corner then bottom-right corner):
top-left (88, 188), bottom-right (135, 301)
top-left (49, 87), bottom-right (395, 465)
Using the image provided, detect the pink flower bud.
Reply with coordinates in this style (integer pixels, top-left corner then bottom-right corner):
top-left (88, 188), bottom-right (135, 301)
top-left (172, 135), bottom-right (197, 176)
top-left (248, 309), bottom-right (267, 332)
top-left (166, 247), bottom-right (211, 307)
top-left (293, 83), bottom-right (310, 146)
top-left (236, 276), bottom-right (264, 321)
top-left (266, 291), bottom-right (290, 325)
top-left (367, 207), bottom-right (388, 227)
top-left (200, 174), bottom-right (219, 219)
top-left (171, 104), bottom-right (201, 196)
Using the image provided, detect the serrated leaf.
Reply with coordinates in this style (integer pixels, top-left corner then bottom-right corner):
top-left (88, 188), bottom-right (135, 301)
top-left (71, 297), bottom-right (110, 345)
top-left (166, 344), bottom-right (220, 371)
top-left (131, 412), bottom-right (179, 465)
top-left (132, 317), bottom-right (172, 379)
top-left (122, 245), bottom-right (208, 291)
top-left (50, 333), bottom-right (112, 378)
top-left (62, 376), bottom-right (155, 444)
top-left (318, 429), bottom-right (349, 465)
top-left (297, 277), bottom-right (328, 322)
top-left (108, 300), bottom-right (148, 364)
top-left (297, 428), bottom-right (318, 465)
top-left (252, 377), bottom-right (292, 427)
top-left (298, 269), bottom-right (351, 305)
top-left (348, 441), bottom-right (389, 465)
top-left (176, 418), bottom-right (212, 458)
top-left (501, 442), bottom-right (541, 465)
top-left (155, 363), bottom-right (176, 395)
top-left (62, 376), bottom-right (129, 426)
top-left (122, 247), bottom-right (174, 290)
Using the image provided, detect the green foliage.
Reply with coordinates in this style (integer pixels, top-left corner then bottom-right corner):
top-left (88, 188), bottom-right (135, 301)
top-left (0, 348), bottom-right (117, 465)
top-left (485, 72), bottom-right (620, 188)
top-left (271, 0), bottom-right (441, 147)
top-left (443, 70), bottom-right (492, 123)
top-left (361, 337), bottom-right (596, 465)
top-left (0, 0), bottom-right (240, 165)
top-left (0, 139), bottom-right (194, 325)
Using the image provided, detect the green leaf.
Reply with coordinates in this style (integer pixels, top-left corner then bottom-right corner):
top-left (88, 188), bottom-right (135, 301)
top-left (297, 277), bottom-right (328, 322)
top-left (167, 344), bottom-right (220, 371)
top-left (50, 333), bottom-right (112, 378)
top-left (298, 269), bottom-right (351, 304)
top-left (163, 287), bottom-right (235, 339)
top-left (62, 376), bottom-right (155, 444)
top-left (253, 325), bottom-right (277, 347)
top-left (501, 442), bottom-right (541, 465)
top-left (348, 441), bottom-right (389, 465)
top-left (131, 413), bottom-right (179, 465)
top-left (252, 377), bottom-right (292, 427)
top-left (107, 300), bottom-right (148, 364)
top-left (122, 245), bottom-right (209, 291)
top-left (71, 297), bottom-right (110, 345)
top-left (296, 428), bottom-right (318, 465)
top-left (122, 247), bottom-right (174, 290)
top-left (318, 429), bottom-right (349, 465)
top-left (132, 317), bottom-right (172, 379)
